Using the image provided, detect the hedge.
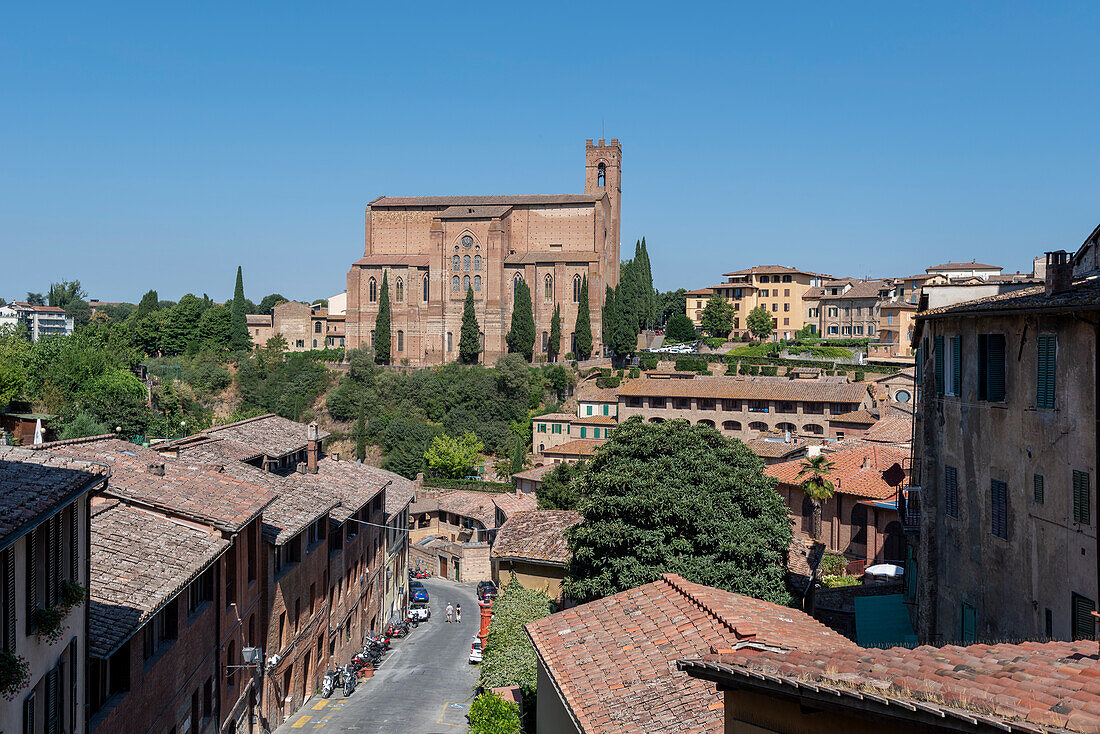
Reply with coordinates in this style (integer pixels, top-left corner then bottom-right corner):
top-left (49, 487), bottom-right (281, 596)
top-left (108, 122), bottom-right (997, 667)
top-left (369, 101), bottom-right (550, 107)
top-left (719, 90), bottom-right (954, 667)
top-left (478, 579), bottom-right (553, 693)
top-left (596, 376), bottom-right (621, 389)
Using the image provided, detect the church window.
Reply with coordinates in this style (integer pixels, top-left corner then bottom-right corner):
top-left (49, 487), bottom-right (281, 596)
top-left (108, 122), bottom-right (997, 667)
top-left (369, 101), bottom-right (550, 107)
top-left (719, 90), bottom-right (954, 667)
top-left (451, 276), bottom-right (460, 293)
top-left (447, 332), bottom-right (453, 351)
top-left (474, 255), bottom-right (481, 272)
top-left (461, 235), bottom-right (473, 248)
top-left (474, 275), bottom-right (482, 292)
top-left (370, 330), bottom-right (375, 347)
top-left (573, 275), bottom-right (582, 303)
top-left (597, 163), bottom-right (606, 187)
top-left (452, 255), bottom-right (460, 271)
top-left (397, 330), bottom-right (404, 352)
top-left (542, 331), bottom-right (549, 352)
top-left (544, 275), bottom-right (553, 303)
top-left (314, 321), bottom-right (322, 333)
top-left (513, 275), bottom-right (523, 296)
top-left (463, 275), bottom-right (471, 292)
top-left (423, 277), bottom-right (429, 302)
top-left (463, 255), bottom-right (471, 272)
top-left (395, 278), bottom-right (404, 303)
top-left (368, 278), bottom-right (377, 303)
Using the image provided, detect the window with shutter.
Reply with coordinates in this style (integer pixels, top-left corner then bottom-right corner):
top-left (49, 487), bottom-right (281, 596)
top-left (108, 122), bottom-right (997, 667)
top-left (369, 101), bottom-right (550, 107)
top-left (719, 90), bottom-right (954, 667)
top-left (48, 515), bottom-right (61, 608)
top-left (977, 334), bottom-right (989, 400)
top-left (1037, 334), bottom-right (1056, 409)
top-left (934, 335), bottom-right (945, 395)
top-left (945, 466), bottom-right (958, 518)
top-left (1072, 593), bottom-right (1096, 640)
top-left (26, 528), bottom-right (37, 634)
top-left (987, 334), bottom-right (1006, 402)
top-left (1034, 473), bottom-right (1045, 504)
top-left (1074, 470), bottom-right (1091, 525)
top-left (990, 479), bottom-right (1008, 539)
top-left (23, 690), bottom-right (35, 734)
top-left (3, 548), bottom-right (14, 650)
top-left (46, 667), bottom-right (59, 734)
top-left (950, 334), bottom-right (961, 396)
top-left (961, 602), bottom-right (977, 643)
top-left (67, 504), bottom-right (78, 582)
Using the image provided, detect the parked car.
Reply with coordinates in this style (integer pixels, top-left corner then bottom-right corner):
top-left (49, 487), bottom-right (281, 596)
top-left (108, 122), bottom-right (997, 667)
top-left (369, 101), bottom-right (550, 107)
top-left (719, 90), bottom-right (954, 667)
top-left (469, 638), bottom-right (483, 664)
top-left (410, 583), bottom-right (429, 603)
top-left (476, 580), bottom-right (498, 602)
top-left (409, 603), bottom-right (431, 621)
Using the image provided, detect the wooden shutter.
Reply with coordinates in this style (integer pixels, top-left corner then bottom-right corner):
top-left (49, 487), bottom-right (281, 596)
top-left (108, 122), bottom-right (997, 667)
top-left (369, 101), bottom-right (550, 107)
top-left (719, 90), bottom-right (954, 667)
top-left (67, 504), bottom-right (78, 582)
top-left (961, 603), bottom-right (976, 643)
top-left (951, 334), bottom-right (962, 395)
top-left (25, 528), bottom-right (37, 634)
top-left (1074, 470), bottom-right (1091, 525)
top-left (990, 479), bottom-right (1008, 539)
top-left (977, 334), bottom-right (989, 400)
top-left (1073, 593), bottom-right (1096, 640)
top-left (1037, 334), bottom-right (1056, 409)
top-left (46, 516), bottom-right (61, 608)
top-left (46, 667), bottom-right (59, 734)
top-left (1033, 474), bottom-right (1045, 504)
top-left (4, 548), bottom-right (14, 650)
top-left (945, 466), bottom-right (958, 518)
top-left (23, 691), bottom-right (35, 734)
top-left (934, 335), bottom-right (945, 395)
top-left (987, 334), bottom-right (1006, 402)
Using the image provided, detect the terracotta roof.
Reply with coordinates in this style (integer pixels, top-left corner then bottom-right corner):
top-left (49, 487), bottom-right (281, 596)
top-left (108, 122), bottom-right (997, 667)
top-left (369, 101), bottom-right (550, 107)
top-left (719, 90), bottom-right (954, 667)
top-left (304, 459), bottom-right (396, 523)
top-left (200, 415), bottom-right (331, 459)
top-left (89, 498), bottom-right (228, 657)
top-left (766, 444), bottom-right (909, 500)
top-left (371, 194), bottom-right (603, 207)
top-left (680, 638), bottom-right (1100, 734)
top-left (685, 287), bottom-right (714, 296)
top-left (246, 314), bottom-right (272, 326)
top-left (721, 265), bottom-right (829, 278)
top-left (828, 409), bottom-right (878, 425)
top-left (491, 492), bottom-right (538, 521)
top-left (511, 464), bottom-right (558, 483)
top-left (166, 435), bottom-right (263, 462)
top-left (801, 286), bottom-right (824, 299)
top-left (526, 573), bottom-right (853, 734)
top-left (504, 252), bottom-right (601, 265)
top-left (875, 367), bottom-right (915, 382)
top-left (534, 413), bottom-right (576, 422)
top-left (0, 446), bottom-right (109, 548)
top-left (879, 299), bottom-right (917, 310)
top-left (542, 439), bottom-right (604, 458)
top-left (491, 510), bottom-right (582, 565)
top-left (576, 383), bottom-right (620, 403)
top-left (863, 414), bottom-right (913, 445)
top-left (571, 415), bottom-right (617, 426)
top-left (743, 438), bottom-right (813, 460)
top-left (34, 438), bottom-right (275, 532)
top-left (926, 261), bottom-right (1002, 271)
top-left (618, 375), bottom-right (870, 404)
top-left (352, 255), bottom-right (431, 268)
top-left (384, 480), bottom-right (415, 517)
top-left (438, 204), bottom-right (512, 219)
top-left (414, 490), bottom-right (497, 528)
top-left (819, 279), bottom-right (889, 300)
top-left (919, 278), bottom-right (1100, 318)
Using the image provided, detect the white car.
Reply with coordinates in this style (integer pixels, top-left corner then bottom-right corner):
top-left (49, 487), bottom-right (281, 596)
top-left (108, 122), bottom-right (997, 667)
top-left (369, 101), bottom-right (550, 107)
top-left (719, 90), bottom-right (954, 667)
top-left (469, 638), bottom-right (483, 664)
top-left (409, 603), bottom-right (430, 621)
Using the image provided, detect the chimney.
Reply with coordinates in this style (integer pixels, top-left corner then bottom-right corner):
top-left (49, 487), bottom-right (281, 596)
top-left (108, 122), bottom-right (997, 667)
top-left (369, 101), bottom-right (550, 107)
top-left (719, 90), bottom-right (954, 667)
top-left (296, 463), bottom-right (307, 474)
top-left (263, 457), bottom-right (277, 473)
top-left (146, 462), bottom-right (165, 476)
top-left (1045, 250), bottom-right (1072, 295)
top-left (307, 422), bottom-right (320, 474)
top-left (861, 457), bottom-right (870, 469)
top-left (332, 451), bottom-right (340, 462)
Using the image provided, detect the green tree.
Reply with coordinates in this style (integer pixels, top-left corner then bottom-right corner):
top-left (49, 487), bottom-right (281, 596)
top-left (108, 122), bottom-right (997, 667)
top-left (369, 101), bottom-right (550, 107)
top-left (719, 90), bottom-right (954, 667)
top-left (506, 280), bottom-right (535, 361)
top-left (535, 459), bottom-right (587, 510)
top-left (0, 325), bottom-right (30, 406)
top-left (58, 413), bottom-right (107, 440)
top-left (133, 290), bottom-right (160, 320)
top-left (459, 286), bottom-right (480, 364)
top-left (563, 418), bottom-right (792, 605)
top-left (637, 237), bottom-right (656, 329)
top-left (477, 577), bottom-right (552, 693)
top-left (375, 271), bottom-right (392, 365)
top-left (548, 303), bottom-right (562, 362)
top-left (196, 304), bottom-right (232, 353)
top-left (257, 293), bottom-right (288, 313)
top-left (574, 276), bottom-right (592, 360)
top-left (467, 692), bottom-right (521, 734)
top-left (25, 292), bottom-right (45, 306)
top-left (162, 294), bottom-right (206, 355)
top-left (603, 285), bottom-right (637, 360)
top-left (747, 305), bottom-right (774, 341)
top-left (655, 288), bottom-right (688, 327)
top-left (229, 266), bottom-right (251, 352)
top-left (700, 294), bottom-right (735, 338)
top-left (509, 439), bottom-right (527, 476)
top-left (423, 431), bottom-right (484, 479)
top-left (75, 369), bottom-right (151, 437)
top-left (664, 313), bottom-right (697, 343)
top-left (796, 454), bottom-right (836, 541)
top-left (47, 280), bottom-right (86, 309)
top-left (353, 403), bottom-right (367, 462)
top-left (65, 299), bottom-right (92, 329)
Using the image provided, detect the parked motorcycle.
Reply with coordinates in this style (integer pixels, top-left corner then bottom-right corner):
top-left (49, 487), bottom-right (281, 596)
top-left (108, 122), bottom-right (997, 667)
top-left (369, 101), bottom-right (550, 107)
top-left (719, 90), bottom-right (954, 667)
top-left (342, 664), bottom-right (356, 696)
top-left (321, 669), bottom-right (337, 698)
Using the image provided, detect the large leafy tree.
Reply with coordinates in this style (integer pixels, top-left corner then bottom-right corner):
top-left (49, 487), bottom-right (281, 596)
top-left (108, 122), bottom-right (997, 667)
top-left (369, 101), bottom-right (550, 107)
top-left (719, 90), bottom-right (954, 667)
top-left (573, 276), bottom-right (592, 360)
top-left (506, 280), bottom-right (535, 361)
top-left (257, 293), bottom-right (288, 313)
top-left (162, 294), bottom-right (207, 355)
top-left (25, 292), bottom-right (45, 306)
top-left (47, 280), bottom-right (86, 309)
top-left (563, 418), bottom-right (792, 605)
top-left (664, 313), bottom-right (697, 343)
top-left (423, 431), bottom-right (484, 479)
top-left (655, 288), bottom-right (688, 327)
top-left (133, 290), bottom-right (160, 320)
top-left (0, 325), bottom-right (30, 406)
top-left (747, 305), bottom-right (774, 341)
top-left (700, 294), bottom-right (735, 338)
top-left (375, 271), bottom-right (392, 365)
top-left (459, 286), bottom-right (480, 364)
top-left (796, 455), bottom-right (836, 541)
top-left (535, 459), bottom-right (587, 511)
top-left (196, 304), bottom-right (232, 353)
top-left (229, 266), bottom-right (251, 352)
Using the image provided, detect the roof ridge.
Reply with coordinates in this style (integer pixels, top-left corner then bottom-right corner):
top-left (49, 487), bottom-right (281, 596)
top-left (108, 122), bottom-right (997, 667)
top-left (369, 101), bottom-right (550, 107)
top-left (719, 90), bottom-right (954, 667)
top-left (660, 573), bottom-right (758, 641)
top-left (206, 413), bottom-right (278, 432)
top-left (32, 433), bottom-right (117, 450)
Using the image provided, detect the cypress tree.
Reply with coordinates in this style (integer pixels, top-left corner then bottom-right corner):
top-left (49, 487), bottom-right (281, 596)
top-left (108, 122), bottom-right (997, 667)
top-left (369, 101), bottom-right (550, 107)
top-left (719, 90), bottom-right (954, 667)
top-left (605, 284), bottom-right (637, 360)
top-left (510, 438), bottom-right (527, 475)
top-left (459, 286), bottom-right (480, 364)
top-left (574, 276), bottom-right (592, 360)
top-left (133, 289), bottom-right (160, 320)
top-left (375, 271), bottom-right (392, 364)
top-left (639, 237), bottom-right (656, 329)
top-left (229, 266), bottom-right (251, 351)
top-left (506, 279), bottom-right (536, 361)
top-left (548, 304), bottom-right (562, 362)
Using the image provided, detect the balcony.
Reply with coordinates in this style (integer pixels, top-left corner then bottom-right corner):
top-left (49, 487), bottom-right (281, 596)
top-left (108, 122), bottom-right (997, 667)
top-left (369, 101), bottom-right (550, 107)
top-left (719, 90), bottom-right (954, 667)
top-left (899, 487), bottom-right (920, 533)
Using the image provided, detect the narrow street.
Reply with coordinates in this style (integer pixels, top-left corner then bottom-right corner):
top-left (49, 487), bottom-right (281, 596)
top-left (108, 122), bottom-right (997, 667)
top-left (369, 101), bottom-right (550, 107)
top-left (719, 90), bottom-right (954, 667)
top-left (275, 576), bottom-right (481, 733)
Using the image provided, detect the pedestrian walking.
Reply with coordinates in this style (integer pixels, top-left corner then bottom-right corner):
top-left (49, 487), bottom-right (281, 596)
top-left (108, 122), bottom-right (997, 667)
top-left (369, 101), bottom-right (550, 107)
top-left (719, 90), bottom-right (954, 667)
top-left (446, 603), bottom-right (454, 623)
top-left (456, 604), bottom-right (462, 623)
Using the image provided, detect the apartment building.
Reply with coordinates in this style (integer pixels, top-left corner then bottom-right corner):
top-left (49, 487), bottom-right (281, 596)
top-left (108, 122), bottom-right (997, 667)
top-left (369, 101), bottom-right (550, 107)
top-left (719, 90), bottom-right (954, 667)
top-left (3, 303), bottom-right (75, 340)
top-left (925, 261), bottom-right (1004, 280)
top-left (687, 265), bottom-right (829, 339)
top-left (247, 294), bottom-right (347, 352)
top-left (910, 249), bottom-right (1098, 644)
top-left (0, 447), bottom-right (104, 734)
top-left (871, 299), bottom-right (918, 358)
top-left (818, 279), bottom-right (889, 338)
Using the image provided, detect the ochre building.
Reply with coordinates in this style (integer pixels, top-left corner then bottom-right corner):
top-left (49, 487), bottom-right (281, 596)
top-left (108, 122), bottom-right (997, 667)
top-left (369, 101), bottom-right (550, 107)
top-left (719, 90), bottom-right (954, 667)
top-left (345, 140), bottom-right (622, 365)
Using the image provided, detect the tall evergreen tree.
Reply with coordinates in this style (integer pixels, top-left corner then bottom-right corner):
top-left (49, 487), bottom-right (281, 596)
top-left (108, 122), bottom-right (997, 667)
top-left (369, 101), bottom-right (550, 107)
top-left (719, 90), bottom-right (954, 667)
top-left (604, 284), bottom-right (637, 360)
top-left (506, 279), bottom-right (536, 361)
top-left (638, 237), bottom-right (656, 329)
top-left (375, 271), bottom-right (392, 364)
top-left (574, 276), bottom-right (592, 360)
top-left (548, 304), bottom-right (562, 362)
top-left (459, 286), bottom-right (480, 364)
top-left (133, 290), bottom-right (160, 320)
top-left (229, 266), bottom-right (251, 352)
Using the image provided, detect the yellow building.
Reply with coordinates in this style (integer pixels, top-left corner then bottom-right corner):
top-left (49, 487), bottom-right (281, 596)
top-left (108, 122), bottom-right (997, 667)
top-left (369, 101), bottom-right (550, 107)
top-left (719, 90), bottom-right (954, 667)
top-left (686, 265), bottom-right (829, 340)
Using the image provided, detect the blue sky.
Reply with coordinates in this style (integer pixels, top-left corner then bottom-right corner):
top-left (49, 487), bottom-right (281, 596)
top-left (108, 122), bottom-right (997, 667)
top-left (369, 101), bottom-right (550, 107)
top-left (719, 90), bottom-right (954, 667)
top-left (2, 2), bottom-right (1099, 302)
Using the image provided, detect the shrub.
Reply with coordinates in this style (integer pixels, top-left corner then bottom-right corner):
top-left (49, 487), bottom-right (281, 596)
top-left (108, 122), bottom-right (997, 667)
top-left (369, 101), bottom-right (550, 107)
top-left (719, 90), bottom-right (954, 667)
top-left (564, 352), bottom-right (574, 361)
top-left (478, 578), bottom-right (553, 692)
top-left (853, 370), bottom-right (865, 382)
top-left (822, 574), bottom-right (861, 588)
top-left (639, 354), bottom-right (658, 371)
top-left (595, 376), bottom-right (621, 389)
top-left (819, 552), bottom-right (846, 576)
top-left (628, 367), bottom-right (639, 379)
top-left (674, 356), bottom-right (708, 373)
top-left (468, 692), bottom-right (521, 734)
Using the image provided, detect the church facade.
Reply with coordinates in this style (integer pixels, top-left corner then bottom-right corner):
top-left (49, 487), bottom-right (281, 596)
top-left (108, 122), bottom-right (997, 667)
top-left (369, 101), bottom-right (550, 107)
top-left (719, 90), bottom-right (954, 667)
top-left (345, 139), bottom-right (622, 365)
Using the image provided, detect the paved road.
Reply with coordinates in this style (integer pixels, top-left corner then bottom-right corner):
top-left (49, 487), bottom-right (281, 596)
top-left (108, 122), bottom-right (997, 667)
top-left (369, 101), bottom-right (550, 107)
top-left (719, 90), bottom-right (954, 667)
top-left (275, 576), bottom-right (481, 733)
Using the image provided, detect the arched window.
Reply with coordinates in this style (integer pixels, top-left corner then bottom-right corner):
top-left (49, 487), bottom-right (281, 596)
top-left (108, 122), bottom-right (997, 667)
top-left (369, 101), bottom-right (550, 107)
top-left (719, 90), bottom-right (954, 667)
top-left (395, 278), bottom-right (404, 303)
top-left (463, 275), bottom-right (471, 292)
top-left (544, 274), bottom-right (553, 303)
top-left (777, 422), bottom-right (796, 433)
top-left (648, 417), bottom-right (664, 423)
top-left (397, 330), bottom-right (404, 352)
top-left (760, 275), bottom-right (770, 283)
top-left (451, 276), bottom-right (460, 292)
top-left (698, 419), bottom-right (715, 428)
top-left (423, 277), bottom-right (429, 302)
top-left (748, 421), bottom-right (768, 432)
top-left (370, 330), bottom-right (375, 347)
top-left (474, 275), bottom-right (482, 292)
top-left (804, 423), bottom-right (824, 435)
top-left (722, 420), bottom-right (741, 431)
top-left (463, 255), bottom-right (471, 272)
top-left (452, 255), bottom-right (460, 270)
top-left (597, 162), bottom-right (606, 187)
top-left (573, 275), bottom-right (582, 303)
top-left (542, 332), bottom-right (549, 352)
top-left (314, 321), bottom-right (322, 333)
top-left (447, 332), bottom-right (453, 351)
top-left (474, 255), bottom-right (481, 272)
top-left (513, 275), bottom-right (523, 296)
top-left (369, 277), bottom-right (377, 303)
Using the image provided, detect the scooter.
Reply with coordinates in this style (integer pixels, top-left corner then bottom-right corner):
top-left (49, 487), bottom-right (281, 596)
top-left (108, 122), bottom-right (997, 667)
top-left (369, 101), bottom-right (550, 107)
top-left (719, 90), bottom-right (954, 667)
top-left (321, 669), bottom-right (337, 698)
top-left (342, 664), bottom-right (356, 696)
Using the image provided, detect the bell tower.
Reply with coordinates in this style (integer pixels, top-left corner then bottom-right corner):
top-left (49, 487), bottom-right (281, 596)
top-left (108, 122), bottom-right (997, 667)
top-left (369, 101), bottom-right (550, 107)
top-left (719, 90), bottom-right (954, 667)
top-left (585, 138), bottom-right (622, 253)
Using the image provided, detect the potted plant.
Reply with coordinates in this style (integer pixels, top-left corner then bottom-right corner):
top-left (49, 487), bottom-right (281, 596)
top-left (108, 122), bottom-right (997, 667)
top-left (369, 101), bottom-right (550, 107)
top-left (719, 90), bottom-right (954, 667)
top-left (0, 649), bottom-right (30, 701)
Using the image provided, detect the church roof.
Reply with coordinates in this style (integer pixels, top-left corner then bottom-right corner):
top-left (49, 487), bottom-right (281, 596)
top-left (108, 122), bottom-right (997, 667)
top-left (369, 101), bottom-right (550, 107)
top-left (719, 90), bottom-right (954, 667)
top-left (369, 194), bottom-right (604, 207)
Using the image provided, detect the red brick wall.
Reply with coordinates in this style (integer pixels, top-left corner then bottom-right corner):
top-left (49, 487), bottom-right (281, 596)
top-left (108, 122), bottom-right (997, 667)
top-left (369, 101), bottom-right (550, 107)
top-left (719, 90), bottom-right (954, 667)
top-left (220, 517), bottom-right (265, 732)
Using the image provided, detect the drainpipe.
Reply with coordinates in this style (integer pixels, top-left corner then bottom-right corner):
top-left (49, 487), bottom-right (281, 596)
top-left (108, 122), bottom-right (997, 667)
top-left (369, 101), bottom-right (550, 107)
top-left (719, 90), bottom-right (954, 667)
top-left (1094, 321), bottom-right (1100, 640)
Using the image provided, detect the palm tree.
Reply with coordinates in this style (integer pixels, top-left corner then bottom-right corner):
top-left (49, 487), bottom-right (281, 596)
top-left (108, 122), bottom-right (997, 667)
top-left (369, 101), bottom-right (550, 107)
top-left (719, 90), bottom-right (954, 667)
top-left (796, 454), bottom-right (836, 541)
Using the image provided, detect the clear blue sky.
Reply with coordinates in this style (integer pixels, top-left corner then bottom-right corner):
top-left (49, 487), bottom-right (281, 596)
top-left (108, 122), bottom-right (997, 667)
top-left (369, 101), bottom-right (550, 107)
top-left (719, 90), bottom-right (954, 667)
top-left (3, 2), bottom-right (1099, 302)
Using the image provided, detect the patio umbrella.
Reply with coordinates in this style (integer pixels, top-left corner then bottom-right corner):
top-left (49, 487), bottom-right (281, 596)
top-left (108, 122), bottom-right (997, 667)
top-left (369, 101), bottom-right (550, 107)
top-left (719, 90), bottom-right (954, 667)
top-left (33, 418), bottom-right (44, 445)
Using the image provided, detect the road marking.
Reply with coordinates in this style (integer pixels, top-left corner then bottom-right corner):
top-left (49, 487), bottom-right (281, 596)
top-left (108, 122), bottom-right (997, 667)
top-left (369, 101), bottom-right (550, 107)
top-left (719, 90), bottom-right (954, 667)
top-left (436, 702), bottom-right (468, 727)
top-left (291, 715), bottom-right (311, 728)
top-left (312, 700), bottom-right (329, 710)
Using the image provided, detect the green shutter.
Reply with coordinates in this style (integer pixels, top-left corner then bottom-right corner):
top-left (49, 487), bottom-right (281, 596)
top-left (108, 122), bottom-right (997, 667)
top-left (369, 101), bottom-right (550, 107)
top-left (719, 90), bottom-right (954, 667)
top-left (990, 479), bottom-right (1008, 539)
top-left (1037, 334), bottom-right (1056, 409)
top-left (987, 334), bottom-right (1006, 402)
top-left (961, 603), bottom-right (976, 643)
top-left (934, 335), bottom-right (945, 395)
top-left (951, 334), bottom-right (961, 396)
top-left (580, 427), bottom-right (586, 438)
top-left (1033, 474), bottom-right (1044, 504)
top-left (1074, 470), bottom-right (1091, 525)
top-left (1073, 593), bottom-right (1096, 640)
top-left (977, 334), bottom-right (989, 400)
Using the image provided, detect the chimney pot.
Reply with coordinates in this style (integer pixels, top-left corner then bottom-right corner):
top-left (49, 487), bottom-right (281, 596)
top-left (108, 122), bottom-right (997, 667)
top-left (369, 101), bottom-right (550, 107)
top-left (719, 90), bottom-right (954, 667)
top-left (147, 462), bottom-right (165, 476)
top-left (297, 463), bottom-right (307, 474)
top-left (307, 421), bottom-right (320, 474)
top-left (1045, 250), bottom-right (1072, 295)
